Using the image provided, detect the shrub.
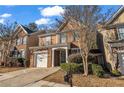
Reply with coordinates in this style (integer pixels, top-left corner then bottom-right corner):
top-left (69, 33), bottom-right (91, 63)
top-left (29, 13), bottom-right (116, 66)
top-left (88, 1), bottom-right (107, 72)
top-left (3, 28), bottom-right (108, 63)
top-left (91, 64), bottom-right (105, 77)
top-left (60, 63), bottom-right (83, 73)
top-left (17, 58), bottom-right (26, 67)
top-left (17, 57), bottom-right (25, 62)
top-left (111, 70), bottom-right (121, 76)
top-left (0, 61), bottom-right (4, 66)
top-left (67, 53), bottom-right (82, 64)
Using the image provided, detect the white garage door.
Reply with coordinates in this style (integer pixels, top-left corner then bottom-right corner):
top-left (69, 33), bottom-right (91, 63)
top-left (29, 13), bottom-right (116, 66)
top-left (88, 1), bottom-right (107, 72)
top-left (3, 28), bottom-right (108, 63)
top-left (36, 53), bottom-right (48, 67)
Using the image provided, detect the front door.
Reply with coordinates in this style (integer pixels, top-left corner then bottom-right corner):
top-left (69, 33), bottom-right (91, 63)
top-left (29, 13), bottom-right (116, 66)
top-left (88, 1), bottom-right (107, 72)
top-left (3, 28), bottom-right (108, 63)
top-left (36, 53), bottom-right (47, 67)
top-left (54, 49), bottom-right (66, 66)
top-left (54, 50), bottom-right (60, 66)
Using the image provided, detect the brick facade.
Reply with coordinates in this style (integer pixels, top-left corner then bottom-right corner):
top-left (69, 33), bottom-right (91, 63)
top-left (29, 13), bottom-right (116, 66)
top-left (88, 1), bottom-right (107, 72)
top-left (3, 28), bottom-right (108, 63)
top-left (29, 20), bottom-right (80, 67)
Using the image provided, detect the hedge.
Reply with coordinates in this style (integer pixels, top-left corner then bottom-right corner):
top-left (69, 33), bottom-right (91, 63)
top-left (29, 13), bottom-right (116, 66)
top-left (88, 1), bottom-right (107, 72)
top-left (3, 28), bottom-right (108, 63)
top-left (60, 63), bottom-right (83, 73)
top-left (111, 70), bottom-right (121, 76)
top-left (91, 63), bottom-right (105, 77)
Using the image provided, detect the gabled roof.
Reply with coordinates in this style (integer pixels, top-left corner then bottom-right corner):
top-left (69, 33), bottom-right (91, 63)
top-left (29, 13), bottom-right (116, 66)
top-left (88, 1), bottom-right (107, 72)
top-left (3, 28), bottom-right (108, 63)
top-left (106, 6), bottom-right (124, 25)
top-left (56, 20), bottom-right (69, 32)
top-left (13, 24), bottom-right (35, 38)
top-left (19, 25), bottom-right (34, 34)
top-left (56, 19), bottom-right (79, 32)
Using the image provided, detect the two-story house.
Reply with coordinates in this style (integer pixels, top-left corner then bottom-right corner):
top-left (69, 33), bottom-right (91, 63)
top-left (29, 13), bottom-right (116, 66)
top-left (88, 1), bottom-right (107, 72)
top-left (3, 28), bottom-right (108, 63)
top-left (99, 6), bottom-right (124, 74)
top-left (0, 24), bottom-right (44, 67)
top-left (29, 20), bottom-right (104, 68)
top-left (29, 20), bottom-right (80, 67)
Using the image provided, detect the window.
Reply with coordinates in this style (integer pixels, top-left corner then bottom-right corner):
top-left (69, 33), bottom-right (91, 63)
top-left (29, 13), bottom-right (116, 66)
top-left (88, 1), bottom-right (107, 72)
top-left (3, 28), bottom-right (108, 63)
top-left (23, 36), bottom-right (27, 44)
top-left (60, 50), bottom-right (66, 63)
top-left (118, 27), bottom-right (124, 40)
top-left (17, 38), bottom-right (22, 45)
top-left (71, 48), bottom-right (80, 54)
top-left (72, 32), bottom-right (79, 41)
top-left (45, 36), bottom-right (51, 45)
top-left (60, 33), bottom-right (67, 43)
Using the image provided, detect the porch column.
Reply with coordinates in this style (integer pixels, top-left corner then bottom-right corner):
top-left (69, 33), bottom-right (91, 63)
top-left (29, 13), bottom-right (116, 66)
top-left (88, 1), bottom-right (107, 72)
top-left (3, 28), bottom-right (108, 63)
top-left (66, 48), bottom-right (68, 63)
top-left (34, 53), bottom-right (37, 67)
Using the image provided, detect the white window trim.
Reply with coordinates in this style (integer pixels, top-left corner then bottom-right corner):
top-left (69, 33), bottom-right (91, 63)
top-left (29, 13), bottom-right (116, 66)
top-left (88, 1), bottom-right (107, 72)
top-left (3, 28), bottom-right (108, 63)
top-left (45, 36), bottom-right (51, 45)
top-left (52, 47), bottom-right (68, 67)
top-left (117, 27), bottom-right (124, 40)
top-left (23, 36), bottom-right (27, 45)
top-left (60, 33), bottom-right (67, 44)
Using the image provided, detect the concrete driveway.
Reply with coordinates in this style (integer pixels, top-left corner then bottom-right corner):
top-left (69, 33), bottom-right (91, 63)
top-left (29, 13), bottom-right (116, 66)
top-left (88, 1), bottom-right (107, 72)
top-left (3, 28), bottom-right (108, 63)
top-left (0, 67), bottom-right (60, 87)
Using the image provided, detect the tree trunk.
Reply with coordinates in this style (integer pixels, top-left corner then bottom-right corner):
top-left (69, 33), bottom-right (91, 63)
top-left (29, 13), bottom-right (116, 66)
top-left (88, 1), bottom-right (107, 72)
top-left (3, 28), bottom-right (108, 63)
top-left (82, 56), bottom-right (86, 75)
top-left (82, 56), bottom-right (88, 76)
top-left (85, 56), bottom-right (88, 76)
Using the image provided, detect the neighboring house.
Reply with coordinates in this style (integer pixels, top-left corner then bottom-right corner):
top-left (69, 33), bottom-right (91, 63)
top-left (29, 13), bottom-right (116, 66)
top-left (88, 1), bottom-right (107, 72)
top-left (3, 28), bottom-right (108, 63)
top-left (98, 6), bottom-right (124, 73)
top-left (29, 21), bottom-right (79, 67)
top-left (0, 24), bottom-right (44, 67)
top-left (29, 20), bottom-right (103, 68)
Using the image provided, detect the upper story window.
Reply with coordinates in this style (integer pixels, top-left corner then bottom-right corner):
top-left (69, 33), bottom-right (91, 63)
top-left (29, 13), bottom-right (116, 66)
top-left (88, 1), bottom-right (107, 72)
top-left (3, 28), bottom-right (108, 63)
top-left (17, 38), bottom-right (22, 45)
top-left (16, 36), bottom-right (27, 45)
top-left (118, 27), bottom-right (124, 40)
top-left (23, 36), bottom-right (27, 45)
top-left (60, 33), bottom-right (67, 43)
top-left (72, 32), bottom-right (79, 41)
top-left (45, 36), bottom-right (51, 45)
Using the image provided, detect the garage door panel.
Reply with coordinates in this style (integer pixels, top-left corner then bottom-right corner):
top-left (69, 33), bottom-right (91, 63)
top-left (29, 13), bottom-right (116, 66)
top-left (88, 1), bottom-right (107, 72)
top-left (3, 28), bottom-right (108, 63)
top-left (36, 53), bottom-right (48, 67)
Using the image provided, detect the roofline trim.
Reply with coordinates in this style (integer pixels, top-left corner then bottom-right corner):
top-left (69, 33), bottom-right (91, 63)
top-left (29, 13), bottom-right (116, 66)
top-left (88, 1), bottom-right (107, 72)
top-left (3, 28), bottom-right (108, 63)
top-left (13, 24), bottom-right (29, 38)
top-left (19, 24), bottom-right (28, 34)
top-left (106, 6), bottom-right (124, 25)
top-left (38, 29), bottom-right (79, 37)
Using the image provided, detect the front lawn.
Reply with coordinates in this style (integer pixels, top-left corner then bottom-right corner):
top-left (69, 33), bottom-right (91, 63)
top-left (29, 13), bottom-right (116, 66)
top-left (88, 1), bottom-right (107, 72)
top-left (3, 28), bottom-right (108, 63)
top-left (0, 67), bottom-right (24, 73)
top-left (43, 69), bottom-right (124, 87)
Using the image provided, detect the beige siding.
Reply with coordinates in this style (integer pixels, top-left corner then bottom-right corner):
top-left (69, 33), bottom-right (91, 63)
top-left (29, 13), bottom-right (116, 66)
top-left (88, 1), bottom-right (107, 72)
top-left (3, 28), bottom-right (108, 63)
top-left (51, 35), bottom-right (57, 45)
top-left (99, 8), bottom-right (124, 70)
top-left (112, 10), bottom-right (124, 24)
top-left (28, 35), bottom-right (38, 47)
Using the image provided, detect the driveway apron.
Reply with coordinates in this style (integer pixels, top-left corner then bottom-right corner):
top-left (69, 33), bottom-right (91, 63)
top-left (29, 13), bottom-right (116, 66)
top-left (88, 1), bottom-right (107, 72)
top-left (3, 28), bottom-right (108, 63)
top-left (0, 67), bottom-right (59, 87)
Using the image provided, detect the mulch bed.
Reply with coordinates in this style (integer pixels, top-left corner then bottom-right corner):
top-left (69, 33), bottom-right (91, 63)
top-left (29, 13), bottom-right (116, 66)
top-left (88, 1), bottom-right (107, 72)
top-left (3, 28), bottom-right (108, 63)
top-left (43, 69), bottom-right (124, 87)
top-left (0, 67), bottom-right (24, 73)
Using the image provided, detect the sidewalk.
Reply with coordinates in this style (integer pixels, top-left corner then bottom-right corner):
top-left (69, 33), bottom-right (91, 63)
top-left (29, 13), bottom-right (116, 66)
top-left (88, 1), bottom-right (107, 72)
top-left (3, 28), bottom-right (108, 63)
top-left (25, 80), bottom-right (70, 87)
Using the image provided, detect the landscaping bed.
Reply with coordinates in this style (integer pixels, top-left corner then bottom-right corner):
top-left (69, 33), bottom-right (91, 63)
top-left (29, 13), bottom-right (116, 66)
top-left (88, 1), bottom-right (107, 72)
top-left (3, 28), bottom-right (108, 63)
top-left (43, 69), bottom-right (124, 87)
top-left (0, 67), bottom-right (24, 73)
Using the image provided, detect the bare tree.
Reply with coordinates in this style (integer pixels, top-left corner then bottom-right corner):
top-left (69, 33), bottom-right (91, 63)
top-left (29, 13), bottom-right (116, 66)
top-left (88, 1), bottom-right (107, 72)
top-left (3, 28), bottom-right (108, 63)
top-left (27, 22), bottom-right (38, 31)
top-left (0, 22), bottom-right (17, 66)
top-left (61, 5), bottom-right (112, 76)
